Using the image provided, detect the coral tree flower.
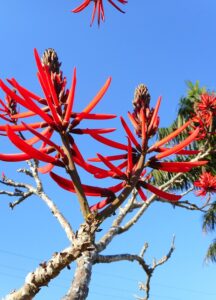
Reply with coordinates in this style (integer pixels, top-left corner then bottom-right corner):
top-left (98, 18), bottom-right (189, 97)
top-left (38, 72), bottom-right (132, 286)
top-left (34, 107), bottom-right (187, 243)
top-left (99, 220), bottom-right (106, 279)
top-left (196, 93), bottom-right (216, 127)
top-left (84, 84), bottom-right (207, 210)
top-left (0, 52), bottom-right (208, 214)
top-left (72, 0), bottom-right (127, 25)
top-left (192, 93), bottom-right (216, 139)
top-left (194, 172), bottom-right (216, 197)
top-left (0, 49), bottom-right (115, 166)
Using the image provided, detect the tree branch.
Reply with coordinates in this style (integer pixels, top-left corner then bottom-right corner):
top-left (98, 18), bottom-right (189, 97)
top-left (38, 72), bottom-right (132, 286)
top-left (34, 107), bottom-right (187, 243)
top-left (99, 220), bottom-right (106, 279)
top-left (3, 222), bottom-right (97, 300)
top-left (134, 236), bottom-right (175, 300)
top-left (95, 252), bottom-right (150, 274)
top-left (96, 190), bottom-right (137, 252)
top-left (1, 160), bottom-right (75, 242)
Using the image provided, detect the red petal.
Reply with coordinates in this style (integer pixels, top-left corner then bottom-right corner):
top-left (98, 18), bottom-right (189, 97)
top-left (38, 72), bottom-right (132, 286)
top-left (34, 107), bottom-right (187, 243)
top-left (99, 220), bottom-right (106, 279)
top-left (149, 161), bottom-right (208, 173)
top-left (108, 181), bottom-right (125, 193)
top-left (38, 72), bottom-right (61, 125)
top-left (26, 127), bottom-right (51, 145)
top-left (6, 125), bottom-right (58, 164)
top-left (137, 187), bottom-right (147, 201)
top-left (0, 122), bottom-right (45, 132)
top-left (44, 66), bottom-right (59, 107)
top-left (88, 153), bottom-right (127, 162)
top-left (140, 181), bottom-right (181, 202)
top-left (64, 68), bottom-right (76, 124)
top-left (120, 116), bottom-right (141, 150)
top-left (127, 111), bottom-right (139, 131)
top-left (38, 163), bottom-right (54, 174)
top-left (127, 138), bottom-right (133, 174)
top-left (72, 0), bottom-right (91, 13)
top-left (72, 112), bottom-right (116, 120)
top-left (154, 127), bottom-right (199, 160)
top-left (97, 153), bottom-right (126, 178)
top-left (91, 133), bottom-right (128, 151)
top-left (71, 128), bottom-right (116, 135)
top-left (0, 152), bottom-right (31, 162)
top-left (148, 96), bottom-right (161, 133)
top-left (72, 77), bottom-right (111, 125)
top-left (7, 78), bottom-right (41, 102)
top-left (5, 78), bottom-right (54, 125)
top-left (90, 198), bottom-right (113, 211)
top-left (149, 120), bottom-right (192, 151)
top-left (108, 0), bottom-right (126, 13)
top-left (50, 171), bottom-right (115, 196)
top-left (140, 108), bottom-right (147, 149)
top-left (11, 106), bottom-right (50, 119)
top-left (22, 122), bottom-right (64, 156)
top-left (154, 147), bottom-right (200, 155)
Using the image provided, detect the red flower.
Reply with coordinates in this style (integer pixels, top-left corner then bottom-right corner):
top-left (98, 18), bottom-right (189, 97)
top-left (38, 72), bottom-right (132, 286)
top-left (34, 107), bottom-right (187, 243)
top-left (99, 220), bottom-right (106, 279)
top-left (194, 172), bottom-right (216, 197)
top-left (195, 93), bottom-right (216, 127)
top-left (0, 49), bottom-right (116, 166)
top-left (0, 94), bottom-right (18, 123)
top-left (72, 0), bottom-right (127, 25)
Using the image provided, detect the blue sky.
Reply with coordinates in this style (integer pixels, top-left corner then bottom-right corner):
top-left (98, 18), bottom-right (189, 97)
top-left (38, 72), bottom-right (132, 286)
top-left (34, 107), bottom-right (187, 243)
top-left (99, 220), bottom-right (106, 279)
top-left (0, 0), bottom-right (216, 299)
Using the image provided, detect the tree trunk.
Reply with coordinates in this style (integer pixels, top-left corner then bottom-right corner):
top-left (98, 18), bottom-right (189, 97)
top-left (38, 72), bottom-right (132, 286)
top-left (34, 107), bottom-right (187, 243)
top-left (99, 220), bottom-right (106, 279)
top-left (62, 251), bottom-right (96, 300)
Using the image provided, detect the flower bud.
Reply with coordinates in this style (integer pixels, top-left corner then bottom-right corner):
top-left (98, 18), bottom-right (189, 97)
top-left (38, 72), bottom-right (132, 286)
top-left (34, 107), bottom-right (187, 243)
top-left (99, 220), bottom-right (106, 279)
top-left (133, 84), bottom-right (150, 110)
top-left (41, 48), bottom-right (61, 74)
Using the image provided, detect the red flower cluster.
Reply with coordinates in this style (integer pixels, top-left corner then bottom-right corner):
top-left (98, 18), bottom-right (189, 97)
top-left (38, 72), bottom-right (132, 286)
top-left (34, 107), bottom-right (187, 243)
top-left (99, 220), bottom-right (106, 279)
top-left (0, 50), bottom-right (208, 215)
top-left (194, 172), bottom-right (216, 197)
top-left (192, 93), bottom-right (216, 139)
top-left (0, 49), bottom-right (115, 164)
top-left (197, 93), bottom-right (216, 127)
top-left (72, 0), bottom-right (127, 25)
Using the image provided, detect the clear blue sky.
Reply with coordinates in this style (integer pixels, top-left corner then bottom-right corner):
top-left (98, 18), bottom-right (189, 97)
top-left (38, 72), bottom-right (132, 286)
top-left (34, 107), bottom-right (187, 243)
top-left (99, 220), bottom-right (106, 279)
top-left (0, 1), bottom-right (216, 299)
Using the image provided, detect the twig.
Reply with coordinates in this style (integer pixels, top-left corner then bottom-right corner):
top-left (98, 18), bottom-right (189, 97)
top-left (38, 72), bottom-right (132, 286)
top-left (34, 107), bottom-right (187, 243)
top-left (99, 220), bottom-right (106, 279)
top-left (9, 191), bottom-right (33, 209)
top-left (134, 236), bottom-right (175, 300)
top-left (0, 160), bottom-right (75, 242)
top-left (27, 159), bottom-right (75, 242)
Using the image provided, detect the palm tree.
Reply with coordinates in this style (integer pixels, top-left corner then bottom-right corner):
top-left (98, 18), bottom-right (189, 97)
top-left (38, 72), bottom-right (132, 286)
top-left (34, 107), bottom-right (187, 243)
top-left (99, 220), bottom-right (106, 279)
top-left (153, 81), bottom-right (216, 262)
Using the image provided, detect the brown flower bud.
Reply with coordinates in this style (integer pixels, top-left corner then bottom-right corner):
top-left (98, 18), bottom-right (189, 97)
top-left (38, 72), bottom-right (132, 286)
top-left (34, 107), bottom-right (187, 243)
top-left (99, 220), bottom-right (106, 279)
top-left (133, 84), bottom-right (151, 110)
top-left (41, 48), bottom-right (61, 74)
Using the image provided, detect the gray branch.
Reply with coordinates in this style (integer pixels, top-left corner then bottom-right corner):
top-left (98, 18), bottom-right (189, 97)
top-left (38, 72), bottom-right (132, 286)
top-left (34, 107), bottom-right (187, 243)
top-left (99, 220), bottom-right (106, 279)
top-left (3, 222), bottom-right (97, 300)
top-left (0, 160), bottom-right (75, 242)
top-left (134, 236), bottom-right (175, 300)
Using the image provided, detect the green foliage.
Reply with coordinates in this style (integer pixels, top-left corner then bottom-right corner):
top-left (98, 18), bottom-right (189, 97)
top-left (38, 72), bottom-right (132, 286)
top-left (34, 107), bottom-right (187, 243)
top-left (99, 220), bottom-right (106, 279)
top-left (205, 239), bottom-right (216, 263)
top-left (156, 81), bottom-right (216, 262)
top-left (203, 201), bottom-right (216, 232)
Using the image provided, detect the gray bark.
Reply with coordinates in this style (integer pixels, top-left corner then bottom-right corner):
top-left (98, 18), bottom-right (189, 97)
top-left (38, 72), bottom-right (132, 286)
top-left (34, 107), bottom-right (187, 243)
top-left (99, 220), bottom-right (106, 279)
top-left (62, 251), bottom-right (96, 300)
top-left (4, 222), bottom-right (97, 300)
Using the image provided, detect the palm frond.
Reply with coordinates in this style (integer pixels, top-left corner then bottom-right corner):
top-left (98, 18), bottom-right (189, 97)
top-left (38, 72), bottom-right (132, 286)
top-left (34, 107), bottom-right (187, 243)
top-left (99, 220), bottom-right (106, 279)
top-left (205, 239), bottom-right (216, 263)
top-left (203, 201), bottom-right (216, 233)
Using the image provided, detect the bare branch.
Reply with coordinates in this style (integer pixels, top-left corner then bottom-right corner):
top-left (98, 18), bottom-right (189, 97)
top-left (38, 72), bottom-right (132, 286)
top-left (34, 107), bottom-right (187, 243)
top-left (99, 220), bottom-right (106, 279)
top-left (134, 236), bottom-right (175, 300)
top-left (180, 186), bottom-right (194, 197)
top-left (0, 160), bottom-right (75, 242)
top-left (170, 200), bottom-right (207, 212)
top-left (96, 253), bottom-right (150, 274)
top-left (140, 243), bottom-right (148, 258)
top-left (38, 191), bottom-right (75, 242)
top-left (120, 194), bottom-right (156, 234)
top-left (0, 177), bottom-right (33, 190)
top-left (9, 191), bottom-right (33, 209)
top-left (96, 191), bottom-right (137, 252)
top-left (3, 222), bottom-right (97, 300)
top-left (152, 235), bottom-right (175, 269)
top-left (17, 168), bottom-right (33, 178)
